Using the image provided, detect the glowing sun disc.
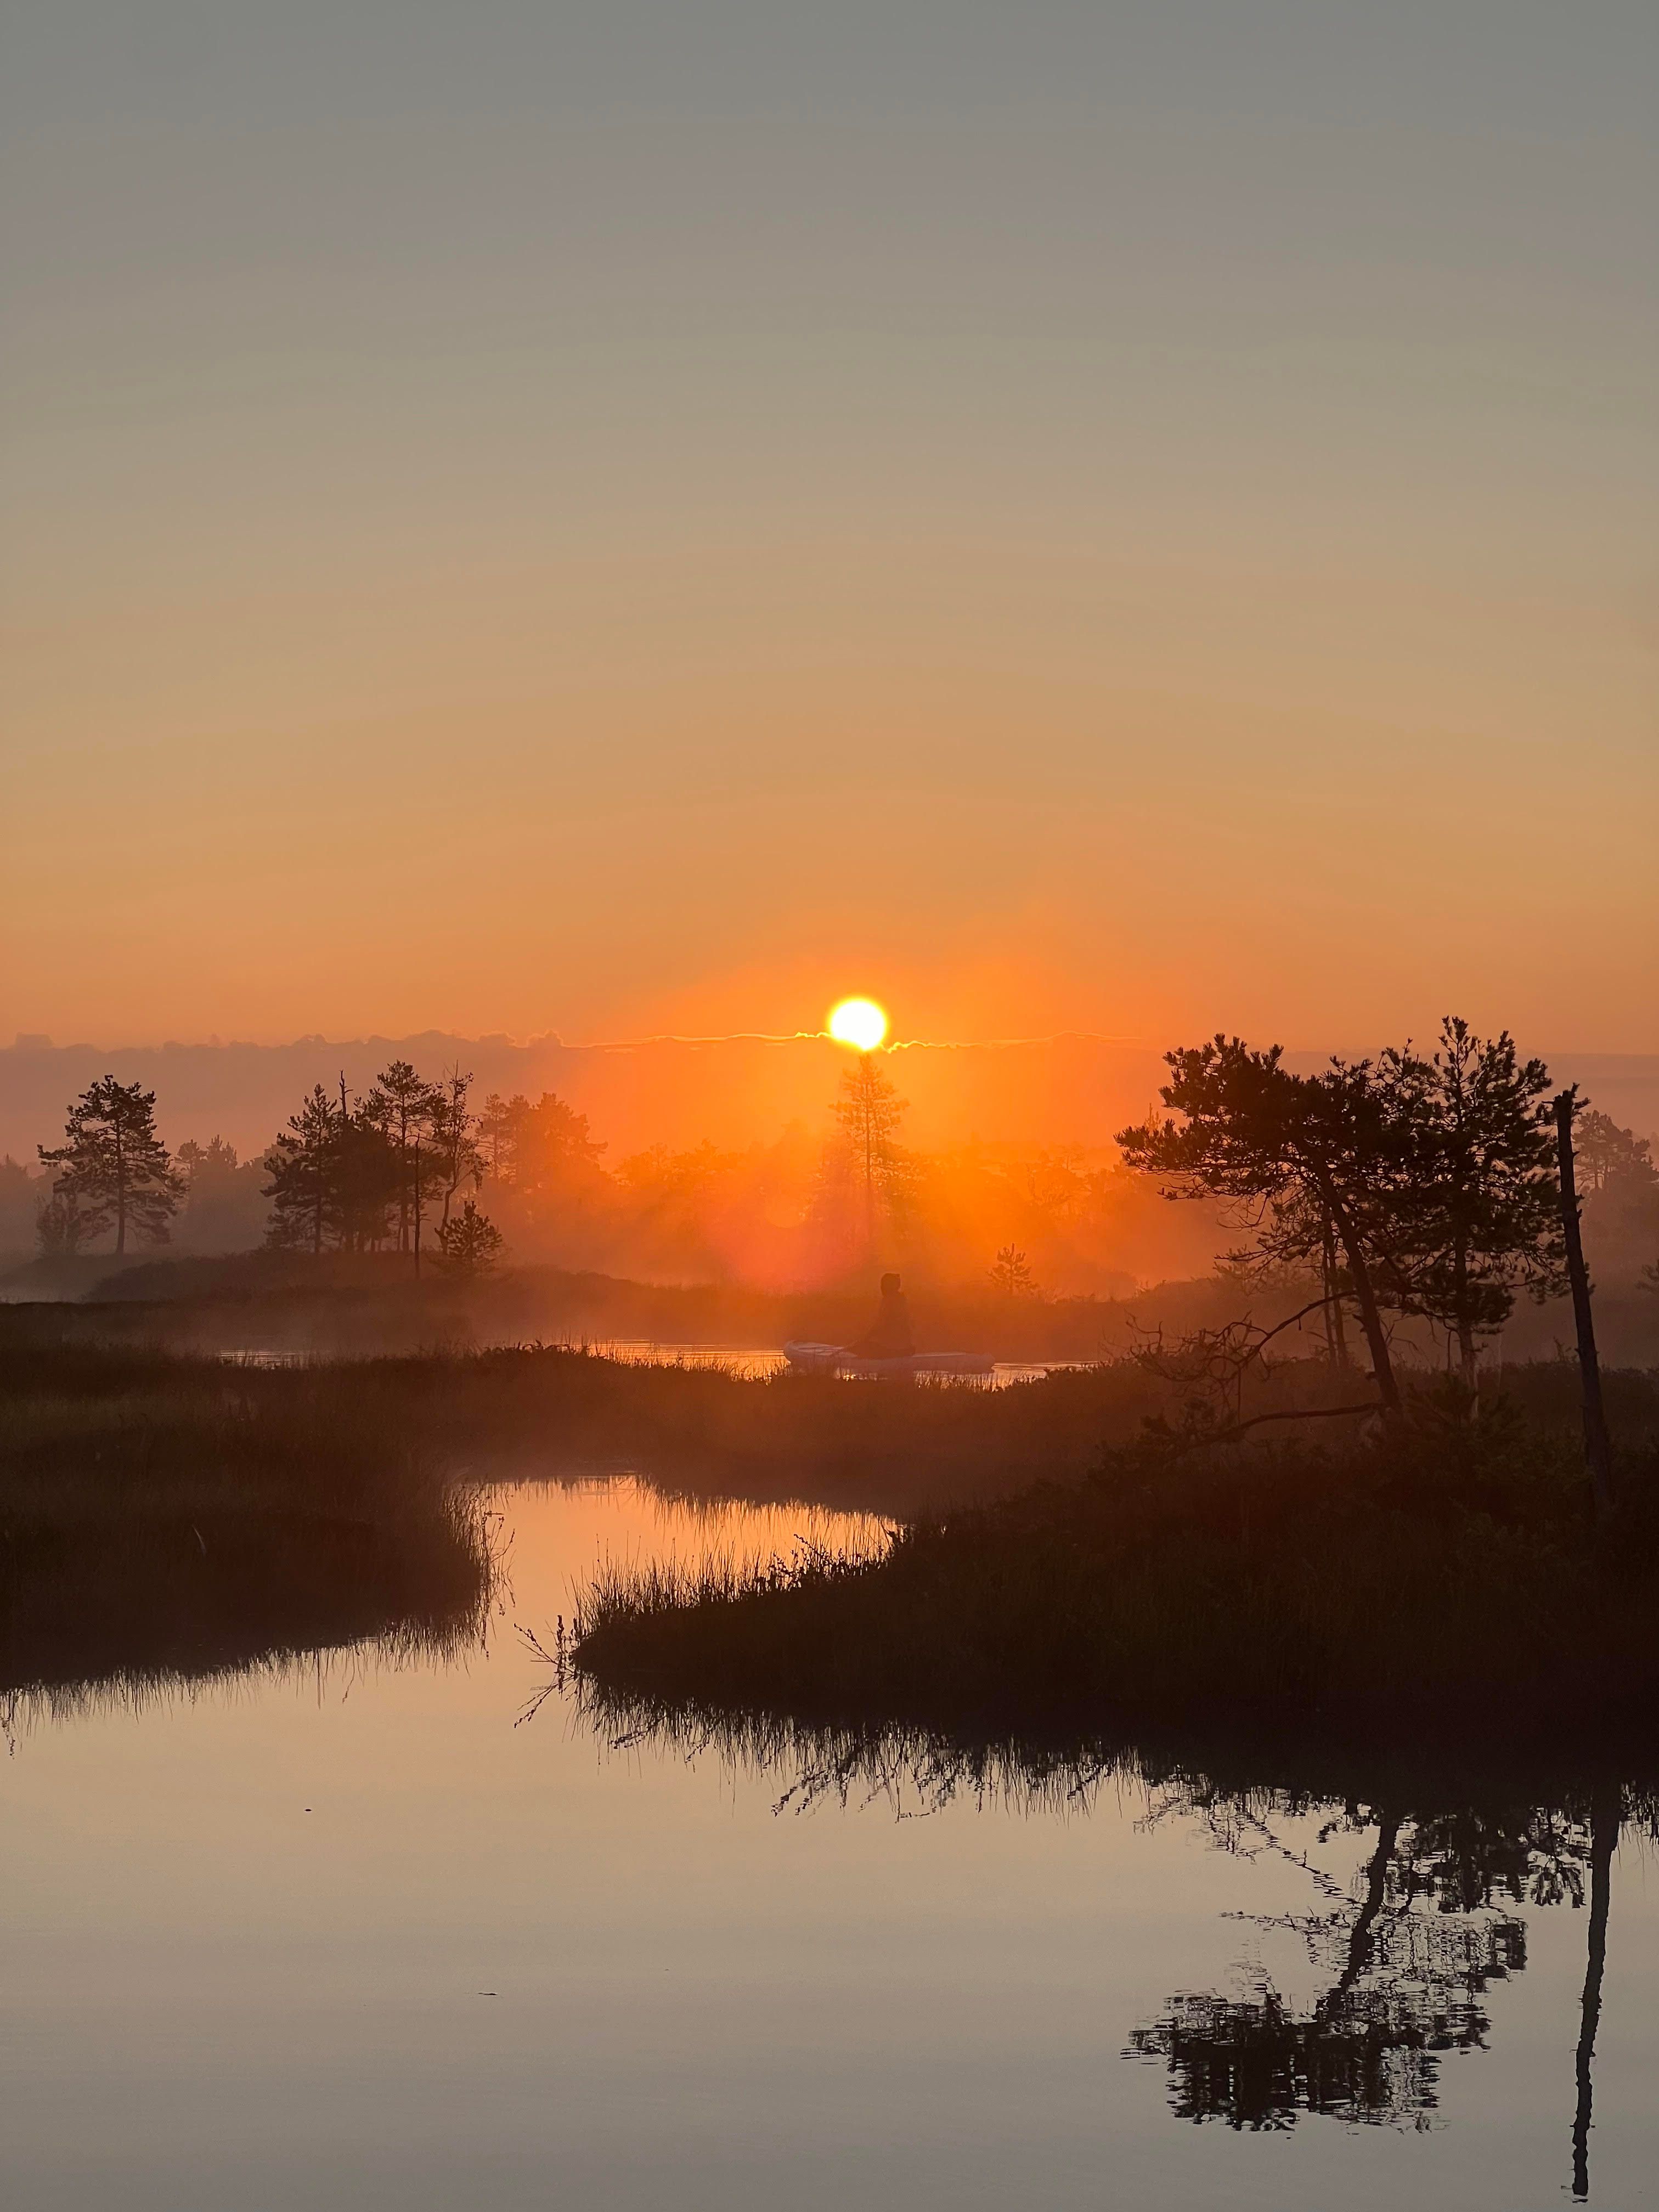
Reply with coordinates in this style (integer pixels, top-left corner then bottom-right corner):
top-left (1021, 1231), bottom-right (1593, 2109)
top-left (828, 997), bottom-right (889, 1051)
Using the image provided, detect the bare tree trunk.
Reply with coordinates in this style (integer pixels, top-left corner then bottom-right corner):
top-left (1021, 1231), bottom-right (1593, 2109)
top-left (337, 1074), bottom-right (353, 1255)
top-left (440, 1069), bottom-right (471, 1230)
top-left (397, 1107), bottom-right (410, 1255)
top-left (114, 1123), bottom-right (127, 1256)
top-left (413, 1137), bottom-right (422, 1279)
top-left (1321, 1218), bottom-right (1350, 1367)
top-left (1457, 1320), bottom-right (1477, 1391)
top-left (862, 1071), bottom-right (875, 1250)
top-left (1555, 1092), bottom-right (1615, 1522)
top-left (1454, 1237), bottom-right (1479, 1391)
top-left (1329, 1810), bottom-right (1401, 2004)
top-left (1571, 1782), bottom-right (1618, 2202)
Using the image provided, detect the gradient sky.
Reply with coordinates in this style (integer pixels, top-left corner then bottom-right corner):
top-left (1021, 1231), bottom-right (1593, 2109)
top-left (3, 1), bottom-right (1655, 1052)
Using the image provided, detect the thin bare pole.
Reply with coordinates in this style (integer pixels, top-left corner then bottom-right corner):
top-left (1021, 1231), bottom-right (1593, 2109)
top-left (1554, 1090), bottom-right (1614, 1521)
top-left (1570, 1781), bottom-right (1618, 2201)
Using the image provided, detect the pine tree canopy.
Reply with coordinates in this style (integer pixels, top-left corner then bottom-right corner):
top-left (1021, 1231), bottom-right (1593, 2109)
top-left (38, 1076), bottom-right (183, 1256)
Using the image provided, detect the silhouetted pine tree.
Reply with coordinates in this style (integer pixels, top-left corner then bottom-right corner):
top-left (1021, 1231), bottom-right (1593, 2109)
top-left (1376, 1019), bottom-right (1565, 1384)
top-left (831, 1054), bottom-right (910, 1246)
top-left (435, 1199), bottom-right (505, 1277)
top-left (263, 1084), bottom-right (340, 1254)
top-left (1572, 1109), bottom-right (1655, 1194)
top-left (362, 1059), bottom-right (444, 1252)
top-left (431, 1066), bottom-right (484, 1228)
top-left (38, 1076), bottom-right (183, 1255)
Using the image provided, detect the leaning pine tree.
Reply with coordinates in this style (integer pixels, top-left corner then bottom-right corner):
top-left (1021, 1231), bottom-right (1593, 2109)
top-left (1117, 1039), bottom-right (1408, 1421)
top-left (38, 1076), bottom-right (183, 1256)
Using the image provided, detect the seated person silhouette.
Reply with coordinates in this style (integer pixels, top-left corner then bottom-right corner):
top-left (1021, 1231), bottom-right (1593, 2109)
top-left (850, 1272), bottom-right (915, 1359)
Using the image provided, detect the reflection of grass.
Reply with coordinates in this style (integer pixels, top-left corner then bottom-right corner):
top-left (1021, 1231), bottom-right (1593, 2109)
top-left (0, 1507), bottom-right (495, 1709)
top-left (0, 1345), bottom-right (496, 1700)
top-left (566, 1672), bottom-right (1659, 1841)
top-left (569, 1401), bottom-right (1659, 1758)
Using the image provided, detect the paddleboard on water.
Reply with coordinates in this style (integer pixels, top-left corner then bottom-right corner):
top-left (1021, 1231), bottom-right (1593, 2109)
top-left (781, 1341), bottom-right (844, 1374)
top-left (782, 1341), bottom-right (995, 1380)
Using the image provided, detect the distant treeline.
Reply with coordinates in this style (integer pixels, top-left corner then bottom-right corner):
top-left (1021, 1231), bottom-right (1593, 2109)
top-left (3, 1022), bottom-right (1656, 1334)
top-left (1, 1054), bottom-right (1215, 1293)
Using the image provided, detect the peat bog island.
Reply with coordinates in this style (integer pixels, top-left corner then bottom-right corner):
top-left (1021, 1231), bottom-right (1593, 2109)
top-left (5, 8), bottom-right (1656, 2206)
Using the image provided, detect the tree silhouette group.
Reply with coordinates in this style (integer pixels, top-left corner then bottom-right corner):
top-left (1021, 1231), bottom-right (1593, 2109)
top-left (1118, 1018), bottom-right (1570, 1407)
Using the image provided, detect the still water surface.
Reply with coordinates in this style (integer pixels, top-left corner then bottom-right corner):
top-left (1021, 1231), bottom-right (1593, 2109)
top-left (2, 1479), bottom-right (1655, 2209)
top-left (222, 1342), bottom-right (1070, 1384)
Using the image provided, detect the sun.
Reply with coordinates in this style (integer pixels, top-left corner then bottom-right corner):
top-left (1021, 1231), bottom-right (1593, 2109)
top-left (827, 997), bottom-right (889, 1052)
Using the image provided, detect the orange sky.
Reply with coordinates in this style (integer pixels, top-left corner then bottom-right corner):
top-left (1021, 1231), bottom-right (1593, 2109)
top-left (3, 4), bottom-right (1655, 1054)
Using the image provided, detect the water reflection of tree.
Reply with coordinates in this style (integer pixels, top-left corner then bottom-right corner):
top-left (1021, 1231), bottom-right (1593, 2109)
top-left (1124, 1784), bottom-right (1630, 2191)
top-left (1128, 1809), bottom-right (1519, 2129)
top-left (1125, 1795), bottom-right (1619, 2160)
top-left (559, 1683), bottom-right (1642, 2193)
top-left (1571, 1784), bottom-right (1618, 2202)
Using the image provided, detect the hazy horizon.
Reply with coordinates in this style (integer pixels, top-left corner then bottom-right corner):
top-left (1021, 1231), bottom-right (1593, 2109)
top-left (12, 1017), bottom-right (1659, 1057)
top-left (5, 1021), bottom-right (1657, 1167)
